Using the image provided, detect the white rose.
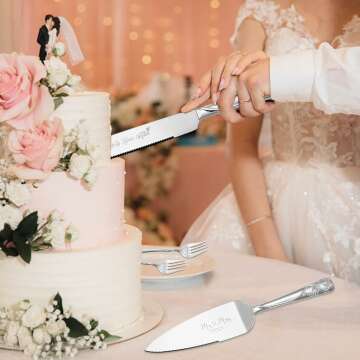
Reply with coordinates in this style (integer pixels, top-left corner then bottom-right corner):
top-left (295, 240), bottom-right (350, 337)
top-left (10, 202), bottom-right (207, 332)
top-left (18, 300), bottom-right (31, 311)
top-left (65, 224), bottom-right (79, 244)
top-left (0, 205), bottom-right (23, 230)
top-left (67, 74), bottom-right (81, 87)
top-left (45, 57), bottom-right (70, 89)
top-left (83, 168), bottom-right (97, 187)
top-left (22, 305), bottom-right (46, 329)
top-left (4, 321), bottom-right (20, 346)
top-left (69, 154), bottom-right (91, 179)
top-left (17, 326), bottom-right (33, 349)
top-left (57, 319), bottom-right (66, 333)
top-left (54, 85), bottom-right (74, 96)
top-left (48, 220), bottom-right (66, 247)
top-left (24, 342), bottom-right (37, 357)
top-left (48, 210), bottom-right (63, 222)
top-left (5, 181), bottom-right (31, 207)
top-left (46, 320), bottom-right (66, 337)
top-left (0, 319), bottom-right (9, 330)
top-left (53, 42), bottom-right (66, 57)
top-left (33, 327), bottom-right (50, 345)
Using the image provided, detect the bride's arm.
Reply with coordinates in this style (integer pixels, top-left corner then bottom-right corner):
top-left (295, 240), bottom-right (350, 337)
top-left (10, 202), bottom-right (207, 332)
top-left (227, 18), bottom-right (288, 261)
top-left (227, 119), bottom-right (287, 261)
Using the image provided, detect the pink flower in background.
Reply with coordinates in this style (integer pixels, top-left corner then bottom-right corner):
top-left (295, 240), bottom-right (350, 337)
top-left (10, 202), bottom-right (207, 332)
top-left (8, 118), bottom-right (64, 180)
top-left (0, 53), bottom-right (54, 130)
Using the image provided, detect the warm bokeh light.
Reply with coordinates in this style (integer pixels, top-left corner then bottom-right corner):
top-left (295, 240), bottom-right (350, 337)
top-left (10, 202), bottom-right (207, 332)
top-left (15, 0), bottom-right (242, 90)
top-left (103, 17), bottom-right (112, 26)
top-left (129, 31), bottom-right (139, 40)
top-left (210, 0), bottom-right (221, 9)
top-left (77, 3), bottom-right (86, 13)
top-left (142, 54), bottom-right (152, 65)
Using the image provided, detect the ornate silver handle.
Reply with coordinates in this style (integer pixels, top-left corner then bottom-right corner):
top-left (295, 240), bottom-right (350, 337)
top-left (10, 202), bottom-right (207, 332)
top-left (195, 95), bottom-right (274, 120)
top-left (252, 278), bottom-right (335, 315)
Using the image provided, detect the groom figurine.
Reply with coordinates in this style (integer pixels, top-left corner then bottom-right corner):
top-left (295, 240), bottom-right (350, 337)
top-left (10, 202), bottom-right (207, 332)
top-left (37, 14), bottom-right (53, 63)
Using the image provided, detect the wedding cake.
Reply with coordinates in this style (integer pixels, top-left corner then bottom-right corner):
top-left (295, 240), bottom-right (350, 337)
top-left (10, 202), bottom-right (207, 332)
top-left (0, 51), bottom-right (143, 357)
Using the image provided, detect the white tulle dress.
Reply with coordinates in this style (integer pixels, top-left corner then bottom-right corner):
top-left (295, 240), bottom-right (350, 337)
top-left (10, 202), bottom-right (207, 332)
top-left (183, 0), bottom-right (360, 284)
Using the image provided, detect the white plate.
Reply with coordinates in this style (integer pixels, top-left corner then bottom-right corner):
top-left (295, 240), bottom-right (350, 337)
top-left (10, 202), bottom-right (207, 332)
top-left (0, 295), bottom-right (163, 351)
top-left (141, 246), bottom-right (215, 281)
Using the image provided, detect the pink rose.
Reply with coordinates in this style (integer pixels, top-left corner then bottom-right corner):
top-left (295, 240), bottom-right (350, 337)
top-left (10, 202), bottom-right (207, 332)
top-left (0, 53), bottom-right (54, 130)
top-left (8, 118), bottom-right (64, 180)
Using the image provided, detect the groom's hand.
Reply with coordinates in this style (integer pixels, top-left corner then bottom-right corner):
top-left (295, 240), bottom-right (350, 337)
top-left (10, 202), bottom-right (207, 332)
top-left (218, 57), bottom-right (275, 122)
top-left (237, 57), bottom-right (275, 117)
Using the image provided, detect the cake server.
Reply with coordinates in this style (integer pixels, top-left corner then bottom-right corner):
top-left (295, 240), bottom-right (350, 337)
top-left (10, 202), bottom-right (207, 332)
top-left (111, 96), bottom-right (273, 157)
top-left (145, 278), bottom-right (335, 352)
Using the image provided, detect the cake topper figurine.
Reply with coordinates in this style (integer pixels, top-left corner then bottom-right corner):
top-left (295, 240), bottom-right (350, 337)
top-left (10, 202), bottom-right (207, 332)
top-left (37, 15), bottom-right (85, 65)
top-left (37, 14), bottom-right (54, 63)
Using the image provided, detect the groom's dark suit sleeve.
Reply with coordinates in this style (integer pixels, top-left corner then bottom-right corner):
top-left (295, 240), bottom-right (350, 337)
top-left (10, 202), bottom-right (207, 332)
top-left (37, 26), bottom-right (48, 46)
top-left (37, 25), bottom-right (49, 63)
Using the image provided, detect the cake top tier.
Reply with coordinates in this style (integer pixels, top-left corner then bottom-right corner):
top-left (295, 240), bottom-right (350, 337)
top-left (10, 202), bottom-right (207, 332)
top-left (53, 91), bottom-right (112, 163)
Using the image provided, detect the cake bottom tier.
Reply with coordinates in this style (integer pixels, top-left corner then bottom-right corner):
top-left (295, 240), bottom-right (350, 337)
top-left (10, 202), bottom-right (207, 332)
top-left (0, 225), bottom-right (142, 334)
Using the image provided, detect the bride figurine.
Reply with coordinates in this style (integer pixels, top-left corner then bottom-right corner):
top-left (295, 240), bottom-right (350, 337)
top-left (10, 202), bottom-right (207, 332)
top-left (46, 16), bottom-right (85, 65)
top-left (182, 0), bottom-right (360, 284)
top-left (47, 16), bottom-right (60, 56)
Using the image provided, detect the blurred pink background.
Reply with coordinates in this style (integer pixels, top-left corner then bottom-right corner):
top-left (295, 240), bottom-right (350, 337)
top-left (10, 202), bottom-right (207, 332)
top-left (5, 0), bottom-right (243, 92)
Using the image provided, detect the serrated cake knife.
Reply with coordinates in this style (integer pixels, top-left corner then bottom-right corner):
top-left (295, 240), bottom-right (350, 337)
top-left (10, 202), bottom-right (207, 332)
top-left (145, 278), bottom-right (334, 353)
top-left (111, 96), bottom-right (273, 157)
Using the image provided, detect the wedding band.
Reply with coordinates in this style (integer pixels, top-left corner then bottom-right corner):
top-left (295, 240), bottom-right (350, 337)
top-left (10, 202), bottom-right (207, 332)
top-left (239, 98), bottom-right (251, 103)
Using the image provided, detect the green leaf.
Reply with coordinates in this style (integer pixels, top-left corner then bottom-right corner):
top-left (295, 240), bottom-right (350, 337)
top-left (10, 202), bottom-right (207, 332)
top-left (16, 212), bottom-right (38, 238)
top-left (99, 330), bottom-right (121, 342)
top-left (64, 317), bottom-right (88, 338)
top-left (89, 319), bottom-right (98, 330)
top-left (54, 293), bottom-right (64, 314)
top-left (54, 93), bottom-right (69, 98)
top-left (54, 97), bottom-right (64, 110)
top-left (0, 224), bottom-right (18, 257)
top-left (1, 244), bottom-right (18, 257)
top-left (13, 232), bottom-right (31, 264)
top-left (0, 224), bottom-right (13, 244)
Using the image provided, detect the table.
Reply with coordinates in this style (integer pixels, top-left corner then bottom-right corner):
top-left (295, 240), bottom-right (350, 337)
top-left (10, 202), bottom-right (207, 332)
top-left (3, 250), bottom-right (360, 360)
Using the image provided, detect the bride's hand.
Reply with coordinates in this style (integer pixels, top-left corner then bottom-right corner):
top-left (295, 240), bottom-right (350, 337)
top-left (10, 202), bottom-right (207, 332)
top-left (181, 51), bottom-right (268, 113)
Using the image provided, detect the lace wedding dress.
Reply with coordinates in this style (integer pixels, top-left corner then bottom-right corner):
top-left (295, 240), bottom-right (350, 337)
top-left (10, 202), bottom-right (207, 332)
top-left (183, 0), bottom-right (360, 284)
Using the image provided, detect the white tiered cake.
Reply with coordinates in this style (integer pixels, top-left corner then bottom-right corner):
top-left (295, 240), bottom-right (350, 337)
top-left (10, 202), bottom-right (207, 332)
top-left (0, 92), bottom-right (143, 335)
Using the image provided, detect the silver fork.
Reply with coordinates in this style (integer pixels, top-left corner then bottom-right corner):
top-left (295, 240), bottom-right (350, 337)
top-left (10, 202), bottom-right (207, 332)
top-left (142, 241), bottom-right (208, 259)
top-left (142, 259), bottom-right (186, 275)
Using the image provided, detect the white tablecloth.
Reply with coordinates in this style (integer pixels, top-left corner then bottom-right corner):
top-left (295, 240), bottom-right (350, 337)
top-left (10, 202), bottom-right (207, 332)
top-left (3, 250), bottom-right (360, 360)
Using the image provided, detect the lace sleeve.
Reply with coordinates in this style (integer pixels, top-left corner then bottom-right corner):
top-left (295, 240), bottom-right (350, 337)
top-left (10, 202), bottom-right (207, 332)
top-left (230, 0), bottom-right (280, 48)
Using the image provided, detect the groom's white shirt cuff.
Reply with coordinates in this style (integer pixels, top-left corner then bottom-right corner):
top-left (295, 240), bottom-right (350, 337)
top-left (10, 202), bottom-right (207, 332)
top-left (270, 50), bottom-right (315, 103)
top-left (270, 43), bottom-right (360, 115)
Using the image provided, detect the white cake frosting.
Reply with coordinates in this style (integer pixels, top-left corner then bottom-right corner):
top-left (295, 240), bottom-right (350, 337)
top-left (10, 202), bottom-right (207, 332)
top-left (53, 92), bottom-right (111, 163)
top-left (0, 225), bottom-right (142, 334)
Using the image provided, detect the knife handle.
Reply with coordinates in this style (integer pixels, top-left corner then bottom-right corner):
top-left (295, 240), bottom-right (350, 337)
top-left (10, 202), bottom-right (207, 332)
top-left (195, 95), bottom-right (274, 120)
top-left (252, 278), bottom-right (335, 315)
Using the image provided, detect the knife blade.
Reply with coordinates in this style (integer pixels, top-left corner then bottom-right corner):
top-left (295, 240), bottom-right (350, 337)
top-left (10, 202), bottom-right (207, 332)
top-left (145, 278), bottom-right (334, 353)
top-left (111, 96), bottom-right (273, 158)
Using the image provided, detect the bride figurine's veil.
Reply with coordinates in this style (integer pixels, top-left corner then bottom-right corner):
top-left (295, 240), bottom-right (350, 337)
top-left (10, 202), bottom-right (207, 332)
top-left (59, 16), bottom-right (85, 65)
